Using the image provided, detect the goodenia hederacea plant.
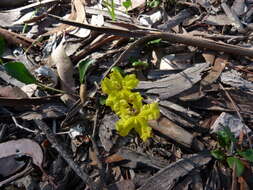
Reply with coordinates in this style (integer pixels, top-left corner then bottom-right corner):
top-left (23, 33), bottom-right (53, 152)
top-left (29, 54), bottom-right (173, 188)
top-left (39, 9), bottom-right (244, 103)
top-left (101, 69), bottom-right (160, 141)
top-left (101, 69), bottom-right (139, 93)
top-left (116, 102), bottom-right (160, 141)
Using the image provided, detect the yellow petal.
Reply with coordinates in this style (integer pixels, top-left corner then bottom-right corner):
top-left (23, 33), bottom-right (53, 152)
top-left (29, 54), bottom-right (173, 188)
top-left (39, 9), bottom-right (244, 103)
top-left (140, 102), bottom-right (160, 120)
top-left (123, 74), bottom-right (139, 90)
top-left (134, 117), bottom-right (152, 141)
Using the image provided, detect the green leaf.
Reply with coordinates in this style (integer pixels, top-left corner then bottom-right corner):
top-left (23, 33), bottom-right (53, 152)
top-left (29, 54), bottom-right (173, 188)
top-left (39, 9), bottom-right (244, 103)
top-left (211, 149), bottom-right (225, 160)
top-left (132, 61), bottom-right (149, 68)
top-left (78, 59), bottom-right (94, 84)
top-left (103, 0), bottom-right (116, 20)
top-left (227, 157), bottom-right (245, 176)
top-left (147, 0), bottom-right (160, 8)
top-left (217, 126), bottom-right (236, 149)
top-left (239, 149), bottom-right (253, 162)
top-left (0, 36), bottom-right (5, 57)
top-left (122, 0), bottom-right (132, 10)
top-left (147, 38), bottom-right (162, 45)
top-left (99, 96), bottom-right (106, 105)
top-left (4, 62), bottom-right (37, 84)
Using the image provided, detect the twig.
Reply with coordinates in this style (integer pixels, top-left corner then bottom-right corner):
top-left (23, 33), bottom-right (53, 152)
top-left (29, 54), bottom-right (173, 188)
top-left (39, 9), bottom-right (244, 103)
top-left (92, 109), bottom-right (99, 137)
top-left (47, 14), bottom-right (253, 58)
top-left (12, 116), bottom-right (39, 134)
top-left (34, 120), bottom-right (98, 190)
top-left (90, 136), bottom-right (107, 189)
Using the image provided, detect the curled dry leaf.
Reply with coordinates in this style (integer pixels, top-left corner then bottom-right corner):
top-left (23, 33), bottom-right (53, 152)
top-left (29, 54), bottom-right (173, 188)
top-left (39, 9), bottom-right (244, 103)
top-left (0, 139), bottom-right (43, 170)
top-left (51, 40), bottom-right (75, 94)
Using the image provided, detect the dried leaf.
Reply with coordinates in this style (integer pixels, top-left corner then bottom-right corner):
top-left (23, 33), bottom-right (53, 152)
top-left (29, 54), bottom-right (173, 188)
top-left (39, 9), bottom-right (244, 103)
top-left (201, 55), bottom-right (228, 86)
top-left (0, 85), bottom-right (28, 98)
top-left (0, 139), bottom-right (43, 170)
top-left (51, 40), bottom-right (75, 94)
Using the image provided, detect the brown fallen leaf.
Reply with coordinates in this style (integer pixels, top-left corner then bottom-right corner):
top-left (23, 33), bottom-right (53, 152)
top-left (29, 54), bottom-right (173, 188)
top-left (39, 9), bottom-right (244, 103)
top-left (201, 55), bottom-right (228, 86)
top-left (50, 39), bottom-right (76, 94)
top-left (0, 85), bottom-right (28, 98)
top-left (0, 139), bottom-right (43, 170)
top-left (0, 155), bottom-right (27, 178)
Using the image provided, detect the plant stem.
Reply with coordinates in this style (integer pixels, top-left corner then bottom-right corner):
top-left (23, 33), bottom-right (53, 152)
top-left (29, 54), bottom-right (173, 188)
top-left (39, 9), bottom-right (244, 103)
top-left (37, 83), bottom-right (67, 94)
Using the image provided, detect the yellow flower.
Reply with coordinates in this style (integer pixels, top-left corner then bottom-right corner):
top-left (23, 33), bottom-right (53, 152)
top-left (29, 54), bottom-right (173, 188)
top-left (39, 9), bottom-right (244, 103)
top-left (105, 87), bottom-right (143, 116)
top-left (116, 102), bottom-right (160, 141)
top-left (101, 70), bottom-right (139, 94)
top-left (101, 69), bottom-right (160, 141)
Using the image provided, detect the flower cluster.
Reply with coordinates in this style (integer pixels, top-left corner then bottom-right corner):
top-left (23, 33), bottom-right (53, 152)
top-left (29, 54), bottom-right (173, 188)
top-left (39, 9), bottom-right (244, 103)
top-left (101, 69), bottom-right (160, 141)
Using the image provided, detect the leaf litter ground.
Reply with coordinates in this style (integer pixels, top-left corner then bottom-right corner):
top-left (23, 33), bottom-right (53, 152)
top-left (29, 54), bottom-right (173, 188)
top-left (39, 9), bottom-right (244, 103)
top-left (0, 0), bottom-right (253, 189)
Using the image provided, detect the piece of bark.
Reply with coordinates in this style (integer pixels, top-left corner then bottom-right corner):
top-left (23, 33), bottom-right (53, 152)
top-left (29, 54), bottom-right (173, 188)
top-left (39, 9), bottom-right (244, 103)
top-left (158, 8), bottom-right (196, 30)
top-left (203, 14), bottom-right (232, 26)
top-left (221, 70), bottom-right (253, 92)
top-left (137, 63), bottom-right (209, 99)
top-left (159, 106), bottom-right (196, 129)
top-left (221, 2), bottom-right (244, 32)
top-left (201, 55), bottom-right (228, 86)
top-left (148, 117), bottom-right (204, 151)
top-left (159, 100), bottom-right (200, 118)
top-left (138, 152), bottom-right (212, 190)
top-left (173, 170), bottom-right (203, 190)
top-left (108, 180), bottom-right (135, 190)
top-left (231, 0), bottom-right (246, 16)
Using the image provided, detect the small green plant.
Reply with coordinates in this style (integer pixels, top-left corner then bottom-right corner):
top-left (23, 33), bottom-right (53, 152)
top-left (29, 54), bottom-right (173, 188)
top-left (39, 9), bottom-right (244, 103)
top-left (101, 69), bottom-right (160, 141)
top-left (211, 127), bottom-right (253, 176)
top-left (147, 0), bottom-right (161, 8)
top-left (103, 0), bottom-right (116, 21)
top-left (132, 60), bottom-right (149, 68)
top-left (78, 58), bottom-right (94, 84)
top-left (146, 38), bottom-right (162, 45)
top-left (122, 0), bottom-right (132, 12)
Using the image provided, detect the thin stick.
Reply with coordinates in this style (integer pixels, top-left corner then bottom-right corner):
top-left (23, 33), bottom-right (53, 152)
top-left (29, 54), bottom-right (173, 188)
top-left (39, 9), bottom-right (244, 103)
top-left (34, 120), bottom-right (98, 190)
top-left (47, 14), bottom-right (253, 58)
top-left (12, 116), bottom-right (38, 133)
